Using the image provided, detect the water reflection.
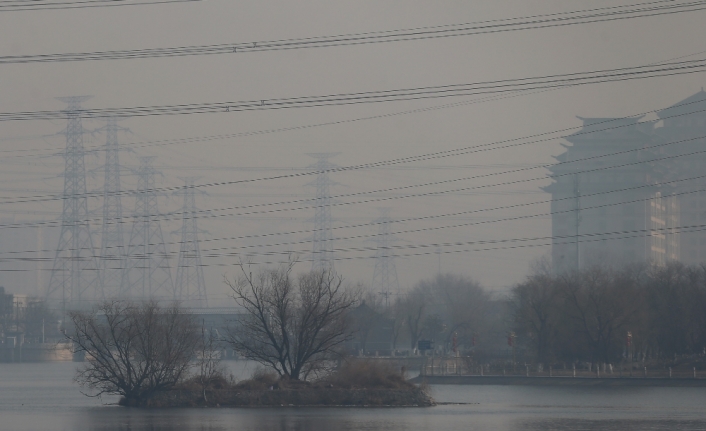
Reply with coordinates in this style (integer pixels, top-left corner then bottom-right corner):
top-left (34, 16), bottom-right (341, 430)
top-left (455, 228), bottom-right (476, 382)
top-left (80, 408), bottom-right (431, 431)
top-left (2, 363), bottom-right (706, 431)
top-left (76, 407), bottom-right (706, 431)
top-left (515, 419), bottom-right (706, 431)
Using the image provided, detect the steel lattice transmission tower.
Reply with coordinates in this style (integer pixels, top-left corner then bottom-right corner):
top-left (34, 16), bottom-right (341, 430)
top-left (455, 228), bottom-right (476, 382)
top-left (371, 208), bottom-right (400, 307)
top-left (98, 117), bottom-right (127, 298)
top-left (174, 178), bottom-right (208, 308)
top-left (46, 96), bottom-right (102, 313)
top-left (307, 153), bottom-right (339, 273)
top-left (123, 157), bottom-right (174, 300)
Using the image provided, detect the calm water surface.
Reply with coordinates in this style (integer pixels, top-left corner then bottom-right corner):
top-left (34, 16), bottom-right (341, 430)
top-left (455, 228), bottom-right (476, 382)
top-left (1, 362), bottom-right (705, 431)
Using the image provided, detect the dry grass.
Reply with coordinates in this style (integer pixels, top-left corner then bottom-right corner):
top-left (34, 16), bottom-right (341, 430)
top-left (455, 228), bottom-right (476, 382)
top-left (321, 360), bottom-right (414, 389)
top-left (233, 368), bottom-right (281, 390)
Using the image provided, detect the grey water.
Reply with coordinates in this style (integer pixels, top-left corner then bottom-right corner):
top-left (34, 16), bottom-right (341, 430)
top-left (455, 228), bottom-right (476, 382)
top-left (1, 362), bottom-right (705, 431)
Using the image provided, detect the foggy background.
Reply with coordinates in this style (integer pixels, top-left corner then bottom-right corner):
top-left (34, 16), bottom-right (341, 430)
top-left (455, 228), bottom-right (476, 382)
top-left (1, 0), bottom-right (705, 304)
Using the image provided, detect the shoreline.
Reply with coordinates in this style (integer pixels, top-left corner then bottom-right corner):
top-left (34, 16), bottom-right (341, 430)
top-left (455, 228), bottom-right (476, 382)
top-left (410, 375), bottom-right (706, 387)
top-left (135, 387), bottom-right (435, 408)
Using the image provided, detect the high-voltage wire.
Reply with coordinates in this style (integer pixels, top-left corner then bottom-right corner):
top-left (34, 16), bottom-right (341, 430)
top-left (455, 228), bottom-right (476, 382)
top-left (0, 0), bottom-right (702, 60)
top-left (4, 110), bottom-right (706, 240)
top-left (4, 91), bottom-right (706, 209)
top-left (6, 171), bottom-right (706, 262)
top-left (0, 0), bottom-right (200, 12)
top-left (9, 175), bottom-right (706, 263)
top-left (5, 44), bottom-right (706, 158)
top-left (5, 125), bottom-right (706, 237)
top-left (0, 87), bottom-right (550, 158)
top-left (1, 58), bottom-right (706, 122)
top-left (12, 219), bottom-right (706, 271)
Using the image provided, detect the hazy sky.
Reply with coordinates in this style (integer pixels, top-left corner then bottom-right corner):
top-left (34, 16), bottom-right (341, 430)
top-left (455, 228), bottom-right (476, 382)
top-left (1, 0), bottom-right (705, 303)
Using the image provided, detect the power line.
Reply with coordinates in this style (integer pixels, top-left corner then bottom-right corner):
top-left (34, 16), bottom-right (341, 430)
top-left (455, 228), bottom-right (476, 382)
top-left (1, 102), bottom-right (706, 255)
top-left (3, 87), bottom-right (706, 207)
top-left (1, 58), bottom-right (706, 122)
top-left (3, 47), bottom-right (705, 159)
top-left (3, 108), bottom-right (706, 230)
top-left (0, 0), bottom-right (200, 12)
top-left (0, 0), bottom-right (701, 59)
top-left (0, 88), bottom-right (549, 158)
top-left (6, 177), bottom-right (706, 264)
top-left (7, 219), bottom-right (706, 270)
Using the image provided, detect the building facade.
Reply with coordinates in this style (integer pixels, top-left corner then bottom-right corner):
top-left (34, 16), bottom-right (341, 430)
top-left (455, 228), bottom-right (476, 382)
top-left (655, 90), bottom-right (706, 265)
top-left (543, 91), bottom-right (706, 272)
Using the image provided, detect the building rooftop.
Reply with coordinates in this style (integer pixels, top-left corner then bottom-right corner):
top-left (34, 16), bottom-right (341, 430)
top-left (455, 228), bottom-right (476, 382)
top-left (657, 89), bottom-right (706, 119)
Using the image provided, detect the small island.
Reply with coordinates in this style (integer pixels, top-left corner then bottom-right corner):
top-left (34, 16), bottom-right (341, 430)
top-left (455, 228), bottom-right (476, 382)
top-left (135, 362), bottom-right (434, 408)
top-left (67, 266), bottom-right (434, 409)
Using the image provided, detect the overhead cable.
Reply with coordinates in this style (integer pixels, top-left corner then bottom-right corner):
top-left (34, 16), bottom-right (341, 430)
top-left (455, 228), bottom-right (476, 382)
top-left (2, 96), bottom-right (706, 207)
top-left (0, 0), bottom-right (701, 57)
top-left (0, 0), bottom-right (200, 12)
top-left (2, 58), bottom-right (706, 122)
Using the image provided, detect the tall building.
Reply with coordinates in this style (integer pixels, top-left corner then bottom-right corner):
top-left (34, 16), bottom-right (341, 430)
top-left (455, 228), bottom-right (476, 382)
top-left (544, 111), bottom-right (680, 272)
top-left (655, 90), bottom-right (706, 264)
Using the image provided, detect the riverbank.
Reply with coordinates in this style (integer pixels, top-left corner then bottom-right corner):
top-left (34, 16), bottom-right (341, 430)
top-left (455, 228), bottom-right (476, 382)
top-left (136, 386), bottom-right (434, 408)
top-left (410, 375), bottom-right (706, 387)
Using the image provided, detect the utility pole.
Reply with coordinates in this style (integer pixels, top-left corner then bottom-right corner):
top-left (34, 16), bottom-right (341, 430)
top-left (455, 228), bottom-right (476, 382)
top-left (98, 117), bottom-right (127, 299)
top-left (174, 178), bottom-right (208, 308)
top-left (123, 157), bottom-right (174, 300)
top-left (371, 208), bottom-right (400, 307)
top-left (573, 174), bottom-right (581, 272)
top-left (307, 153), bottom-right (339, 273)
top-left (46, 96), bottom-right (102, 316)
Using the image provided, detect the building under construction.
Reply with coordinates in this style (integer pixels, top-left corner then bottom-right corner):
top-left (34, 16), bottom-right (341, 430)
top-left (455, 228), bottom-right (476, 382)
top-left (544, 90), bottom-right (706, 272)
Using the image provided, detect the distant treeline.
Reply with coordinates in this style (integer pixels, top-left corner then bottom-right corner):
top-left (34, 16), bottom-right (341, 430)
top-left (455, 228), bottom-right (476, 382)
top-left (362, 262), bottom-right (705, 368)
top-left (513, 262), bottom-right (706, 365)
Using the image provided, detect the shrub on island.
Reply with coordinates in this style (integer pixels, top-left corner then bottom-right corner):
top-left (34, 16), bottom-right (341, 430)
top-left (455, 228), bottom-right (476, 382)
top-left (141, 360), bottom-right (434, 408)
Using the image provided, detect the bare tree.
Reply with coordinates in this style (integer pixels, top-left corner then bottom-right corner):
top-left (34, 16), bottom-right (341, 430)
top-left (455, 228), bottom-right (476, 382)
top-left (401, 287), bottom-right (427, 351)
top-left (560, 265), bottom-right (642, 364)
top-left (646, 262), bottom-right (706, 357)
top-left (428, 274), bottom-right (489, 350)
top-left (69, 301), bottom-right (199, 405)
top-left (513, 270), bottom-right (562, 364)
top-left (196, 319), bottom-right (224, 403)
top-left (224, 263), bottom-right (358, 380)
top-left (390, 298), bottom-right (407, 350)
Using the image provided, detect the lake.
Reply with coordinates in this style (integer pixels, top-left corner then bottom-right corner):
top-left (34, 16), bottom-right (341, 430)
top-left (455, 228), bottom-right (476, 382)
top-left (1, 362), bottom-right (705, 431)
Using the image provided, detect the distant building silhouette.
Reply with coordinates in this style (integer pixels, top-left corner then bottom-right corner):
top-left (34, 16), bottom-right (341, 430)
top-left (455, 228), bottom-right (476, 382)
top-left (655, 90), bottom-right (706, 265)
top-left (543, 91), bottom-right (706, 271)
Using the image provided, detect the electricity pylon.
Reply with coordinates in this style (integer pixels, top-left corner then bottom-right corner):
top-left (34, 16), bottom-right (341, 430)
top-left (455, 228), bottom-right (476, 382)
top-left (174, 178), bottom-right (208, 308)
top-left (123, 157), bottom-right (174, 300)
top-left (371, 208), bottom-right (400, 307)
top-left (47, 96), bottom-right (102, 314)
top-left (98, 117), bottom-right (128, 298)
top-left (307, 153), bottom-right (339, 273)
